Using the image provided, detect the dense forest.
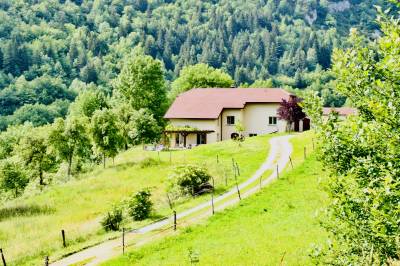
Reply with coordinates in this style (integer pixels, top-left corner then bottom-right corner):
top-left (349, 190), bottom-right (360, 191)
top-left (0, 0), bottom-right (393, 130)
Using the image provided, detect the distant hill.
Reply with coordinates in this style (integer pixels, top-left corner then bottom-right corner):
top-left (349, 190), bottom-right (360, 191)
top-left (0, 0), bottom-right (394, 130)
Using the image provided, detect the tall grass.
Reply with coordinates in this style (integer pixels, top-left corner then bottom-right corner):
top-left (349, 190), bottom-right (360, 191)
top-left (0, 134), bottom-right (273, 265)
top-left (102, 132), bottom-right (329, 266)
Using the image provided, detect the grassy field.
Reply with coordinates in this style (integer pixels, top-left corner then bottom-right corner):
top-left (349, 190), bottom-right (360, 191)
top-left (102, 131), bottom-right (329, 266)
top-left (0, 134), bottom-right (275, 265)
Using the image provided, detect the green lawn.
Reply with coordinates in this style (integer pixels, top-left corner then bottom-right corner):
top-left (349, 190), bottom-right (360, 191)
top-left (102, 132), bottom-right (328, 266)
top-left (0, 134), bottom-right (275, 265)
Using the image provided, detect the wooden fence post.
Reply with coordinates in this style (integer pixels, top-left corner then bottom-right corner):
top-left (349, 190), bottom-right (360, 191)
top-left (235, 162), bottom-right (240, 176)
top-left (61, 229), bottom-right (66, 248)
top-left (216, 154), bottom-right (219, 164)
top-left (166, 193), bottom-right (173, 210)
top-left (304, 147), bottom-right (307, 160)
top-left (0, 248), bottom-right (6, 266)
top-left (122, 228), bottom-right (125, 254)
top-left (211, 177), bottom-right (215, 215)
top-left (289, 156), bottom-right (294, 170)
top-left (234, 169), bottom-right (241, 200)
top-left (276, 164), bottom-right (279, 179)
top-left (44, 256), bottom-right (49, 266)
top-left (173, 210), bottom-right (177, 231)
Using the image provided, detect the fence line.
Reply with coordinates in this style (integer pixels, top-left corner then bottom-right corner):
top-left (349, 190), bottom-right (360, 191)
top-left (40, 138), bottom-right (315, 262)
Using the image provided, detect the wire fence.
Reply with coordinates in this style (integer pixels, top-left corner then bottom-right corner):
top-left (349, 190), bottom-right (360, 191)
top-left (1, 138), bottom-right (315, 266)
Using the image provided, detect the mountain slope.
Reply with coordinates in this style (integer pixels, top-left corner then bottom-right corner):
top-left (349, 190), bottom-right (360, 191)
top-left (0, 0), bottom-right (393, 129)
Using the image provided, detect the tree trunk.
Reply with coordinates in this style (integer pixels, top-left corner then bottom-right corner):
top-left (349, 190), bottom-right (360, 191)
top-left (103, 154), bottom-right (106, 169)
top-left (39, 169), bottom-right (44, 186)
top-left (125, 143), bottom-right (128, 150)
top-left (68, 153), bottom-right (73, 176)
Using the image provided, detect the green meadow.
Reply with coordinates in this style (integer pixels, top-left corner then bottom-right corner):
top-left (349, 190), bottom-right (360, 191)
top-left (102, 131), bottom-right (328, 266)
top-left (0, 133), bottom-right (276, 265)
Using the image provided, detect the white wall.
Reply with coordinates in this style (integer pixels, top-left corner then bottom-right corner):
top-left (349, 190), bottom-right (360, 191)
top-left (220, 109), bottom-right (243, 140)
top-left (243, 103), bottom-right (286, 135)
top-left (168, 118), bottom-right (219, 145)
top-left (168, 103), bottom-right (289, 145)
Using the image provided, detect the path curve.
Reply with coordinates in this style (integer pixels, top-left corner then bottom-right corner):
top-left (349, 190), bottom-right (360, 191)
top-left (52, 135), bottom-right (293, 266)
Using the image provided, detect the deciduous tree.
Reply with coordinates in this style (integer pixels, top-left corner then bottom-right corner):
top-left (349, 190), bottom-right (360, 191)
top-left (18, 133), bottom-right (56, 186)
top-left (49, 116), bottom-right (91, 175)
top-left (90, 108), bottom-right (123, 168)
top-left (169, 63), bottom-right (234, 100)
top-left (0, 160), bottom-right (28, 197)
top-left (277, 96), bottom-right (306, 131)
top-left (115, 48), bottom-right (167, 123)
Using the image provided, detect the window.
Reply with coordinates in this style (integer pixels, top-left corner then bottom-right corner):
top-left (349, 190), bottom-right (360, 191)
top-left (249, 133), bottom-right (258, 137)
top-left (269, 116), bottom-right (277, 125)
top-left (197, 133), bottom-right (207, 145)
top-left (227, 116), bottom-right (235, 125)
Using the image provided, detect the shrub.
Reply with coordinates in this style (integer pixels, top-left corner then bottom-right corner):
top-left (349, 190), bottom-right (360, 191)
top-left (101, 206), bottom-right (123, 231)
top-left (139, 157), bottom-right (159, 168)
top-left (169, 165), bottom-right (212, 196)
top-left (0, 160), bottom-right (29, 197)
top-left (128, 189), bottom-right (153, 221)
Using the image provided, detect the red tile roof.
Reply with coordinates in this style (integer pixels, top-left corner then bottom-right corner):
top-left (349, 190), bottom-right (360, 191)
top-left (323, 107), bottom-right (357, 116)
top-left (164, 88), bottom-right (292, 119)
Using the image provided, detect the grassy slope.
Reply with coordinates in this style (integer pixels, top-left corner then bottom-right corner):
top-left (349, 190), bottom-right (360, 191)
top-left (102, 131), bottom-right (328, 266)
top-left (0, 134), bottom-right (274, 265)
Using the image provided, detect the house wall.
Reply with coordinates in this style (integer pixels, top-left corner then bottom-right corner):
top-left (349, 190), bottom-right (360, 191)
top-left (168, 103), bottom-right (290, 146)
top-left (242, 103), bottom-right (286, 135)
top-left (168, 118), bottom-right (219, 147)
top-left (220, 109), bottom-right (243, 140)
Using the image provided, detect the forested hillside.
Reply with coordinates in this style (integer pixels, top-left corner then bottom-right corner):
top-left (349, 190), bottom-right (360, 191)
top-left (0, 0), bottom-right (392, 130)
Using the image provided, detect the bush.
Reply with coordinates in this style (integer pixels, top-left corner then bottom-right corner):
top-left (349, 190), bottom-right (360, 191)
top-left (128, 189), bottom-right (153, 221)
top-left (139, 157), bottom-right (159, 168)
top-left (169, 165), bottom-right (212, 196)
top-left (101, 206), bottom-right (123, 231)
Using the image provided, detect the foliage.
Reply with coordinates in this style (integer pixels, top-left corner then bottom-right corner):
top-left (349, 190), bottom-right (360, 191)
top-left (1, 131), bottom-right (272, 265)
top-left (169, 165), bottom-right (212, 196)
top-left (234, 120), bottom-right (246, 144)
top-left (49, 116), bottom-right (91, 175)
top-left (139, 157), bottom-right (159, 169)
top-left (0, 160), bottom-right (29, 197)
top-left (102, 133), bottom-right (328, 266)
top-left (128, 189), bottom-right (153, 221)
top-left (300, 90), bottom-right (324, 128)
top-left (170, 63), bottom-right (234, 100)
top-left (69, 89), bottom-right (109, 118)
top-left (248, 79), bottom-right (274, 88)
top-left (0, 0), bottom-right (395, 130)
top-left (307, 9), bottom-right (400, 264)
top-left (90, 109), bottom-right (123, 165)
top-left (101, 206), bottom-right (124, 232)
top-left (165, 125), bottom-right (199, 132)
top-left (0, 123), bottom-right (34, 160)
top-left (128, 109), bottom-right (161, 145)
top-left (18, 133), bottom-right (56, 186)
top-left (114, 102), bottom-right (136, 150)
top-left (115, 48), bottom-right (167, 122)
top-left (277, 96), bottom-right (306, 130)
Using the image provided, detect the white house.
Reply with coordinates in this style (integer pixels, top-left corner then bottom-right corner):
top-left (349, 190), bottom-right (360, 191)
top-left (164, 88), bottom-right (310, 147)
